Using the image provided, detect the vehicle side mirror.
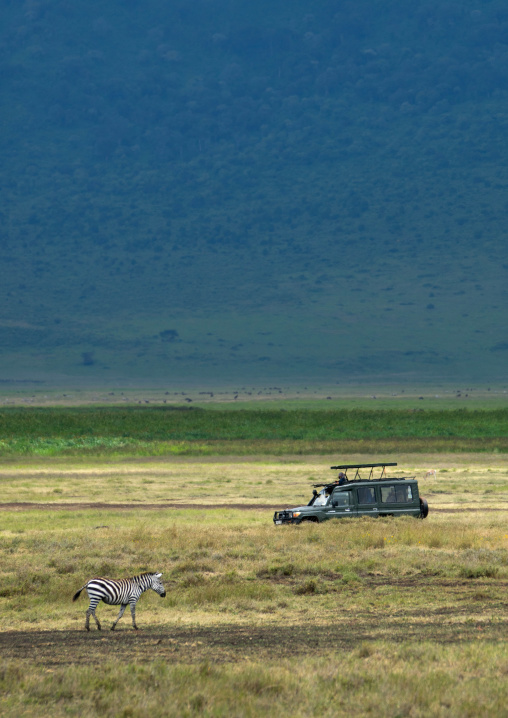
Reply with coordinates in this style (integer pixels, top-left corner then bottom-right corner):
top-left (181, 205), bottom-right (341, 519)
top-left (332, 500), bottom-right (338, 507)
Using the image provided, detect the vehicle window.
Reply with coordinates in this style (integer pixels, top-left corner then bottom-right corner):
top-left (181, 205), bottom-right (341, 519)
top-left (313, 491), bottom-right (330, 507)
top-left (381, 485), bottom-right (396, 503)
top-left (381, 485), bottom-right (413, 503)
top-left (397, 485), bottom-right (413, 502)
top-left (357, 487), bottom-right (376, 504)
top-left (332, 492), bottom-right (350, 507)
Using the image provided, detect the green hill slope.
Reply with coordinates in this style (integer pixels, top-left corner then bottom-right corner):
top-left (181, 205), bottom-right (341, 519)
top-left (0, 1), bottom-right (507, 385)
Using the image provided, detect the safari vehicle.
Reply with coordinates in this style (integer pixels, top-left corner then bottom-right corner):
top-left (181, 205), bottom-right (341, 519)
top-left (273, 463), bottom-right (429, 525)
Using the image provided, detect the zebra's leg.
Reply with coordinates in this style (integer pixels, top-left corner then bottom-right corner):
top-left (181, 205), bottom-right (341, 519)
top-left (111, 604), bottom-right (127, 631)
top-left (85, 598), bottom-right (101, 631)
top-left (129, 599), bottom-right (139, 630)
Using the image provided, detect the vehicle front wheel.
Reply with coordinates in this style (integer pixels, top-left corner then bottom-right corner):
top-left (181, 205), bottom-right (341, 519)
top-left (300, 517), bottom-right (319, 523)
top-left (419, 497), bottom-right (429, 519)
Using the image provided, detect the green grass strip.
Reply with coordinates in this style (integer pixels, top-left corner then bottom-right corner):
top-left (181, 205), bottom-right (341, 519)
top-left (0, 407), bottom-right (507, 456)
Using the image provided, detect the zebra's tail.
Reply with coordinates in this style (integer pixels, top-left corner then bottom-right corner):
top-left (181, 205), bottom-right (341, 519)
top-left (72, 584), bottom-right (87, 602)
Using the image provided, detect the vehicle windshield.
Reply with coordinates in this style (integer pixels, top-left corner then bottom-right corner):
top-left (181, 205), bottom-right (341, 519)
top-left (312, 491), bottom-right (330, 507)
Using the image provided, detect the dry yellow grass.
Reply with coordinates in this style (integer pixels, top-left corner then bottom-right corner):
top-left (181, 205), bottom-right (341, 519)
top-left (0, 453), bottom-right (507, 716)
top-left (0, 453), bottom-right (506, 509)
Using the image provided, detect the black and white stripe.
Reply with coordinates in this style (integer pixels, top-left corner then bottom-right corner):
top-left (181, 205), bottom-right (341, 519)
top-left (73, 572), bottom-right (166, 631)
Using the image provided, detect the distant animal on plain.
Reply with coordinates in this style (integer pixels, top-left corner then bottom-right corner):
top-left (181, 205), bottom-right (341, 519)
top-left (424, 469), bottom-right (437, 478)
top-left (72, 572), bottom-right (166, 631)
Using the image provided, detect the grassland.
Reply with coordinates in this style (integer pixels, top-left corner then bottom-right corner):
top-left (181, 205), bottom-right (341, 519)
top-left (0, 405), bottom-right (507, 457)
top-left (3, 386), bottom-right (508, 410)
top-left (0, 454), bottom-right (507, 716)
top-left (0, 453), bottom-right (507, 508)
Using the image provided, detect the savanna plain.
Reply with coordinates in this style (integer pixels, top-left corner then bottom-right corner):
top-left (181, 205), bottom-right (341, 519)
top-left (0, 400), bottom-right (507, 717)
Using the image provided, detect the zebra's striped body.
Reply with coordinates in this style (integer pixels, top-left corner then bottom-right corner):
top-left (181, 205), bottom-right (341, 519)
top-left (73, 572), bottom-right (166, 631)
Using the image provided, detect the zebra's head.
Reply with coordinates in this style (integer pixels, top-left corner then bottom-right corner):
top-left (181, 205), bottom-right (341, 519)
top-left (151, 572), bottom-right (166, 597)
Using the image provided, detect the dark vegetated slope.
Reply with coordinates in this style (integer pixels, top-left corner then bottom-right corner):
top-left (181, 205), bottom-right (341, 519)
top-left (0, 1), bottom-right (507, 383)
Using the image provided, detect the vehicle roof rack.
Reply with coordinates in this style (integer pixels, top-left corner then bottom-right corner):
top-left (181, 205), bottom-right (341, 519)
top-left (310, 462), bottom-right (399, 487)
top-left (330, 463), bottom-right (397, 470)
top-left (313, 476), bottom-right (413, 489)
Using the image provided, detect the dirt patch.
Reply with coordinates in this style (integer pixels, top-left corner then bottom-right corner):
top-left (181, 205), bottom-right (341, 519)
top-left (0, 502), bottom-right (289, 512)
top-left (0, 502), bottom-right (505, 513)
top-left (1, 611), bottom-right (506, 667)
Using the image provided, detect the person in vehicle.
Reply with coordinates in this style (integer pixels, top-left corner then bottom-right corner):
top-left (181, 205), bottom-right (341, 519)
top-left (308, 489), bottom-right (318, 506)
top-left (338, 472), bottom-right (347, 485)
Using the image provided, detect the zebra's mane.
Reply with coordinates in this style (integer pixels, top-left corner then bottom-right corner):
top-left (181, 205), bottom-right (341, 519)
top-left (132, 572), bottom-right (156, 583)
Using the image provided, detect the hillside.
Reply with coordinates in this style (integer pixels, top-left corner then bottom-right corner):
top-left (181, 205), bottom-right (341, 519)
top-left (1, 0), bottom-right (507, 385)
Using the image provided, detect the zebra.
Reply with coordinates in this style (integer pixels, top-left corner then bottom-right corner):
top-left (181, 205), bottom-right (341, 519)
top-left (72, 572), bottom-right (166, 631)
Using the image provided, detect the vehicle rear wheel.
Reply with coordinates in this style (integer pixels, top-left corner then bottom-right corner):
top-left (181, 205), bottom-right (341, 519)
top-left (419, 497), bottom-right (429, 519)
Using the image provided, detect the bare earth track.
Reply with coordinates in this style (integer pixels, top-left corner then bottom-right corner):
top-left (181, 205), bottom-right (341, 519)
top-left (0, 502), bottom-right (503, 512)
top-left (2, 590), bottom-right (506, 667)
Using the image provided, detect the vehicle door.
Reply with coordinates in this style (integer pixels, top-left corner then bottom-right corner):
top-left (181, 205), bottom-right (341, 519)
top-left (309, 489), bottom-right (332, 521)
top-left (379, 482), bottom-right (419, 516)
top-left (355, 485), bottom-right (379, 517)
top-left (379, 483), bottom-right (398, 516)
top-left (328, 489), bottom-right (356, 519)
